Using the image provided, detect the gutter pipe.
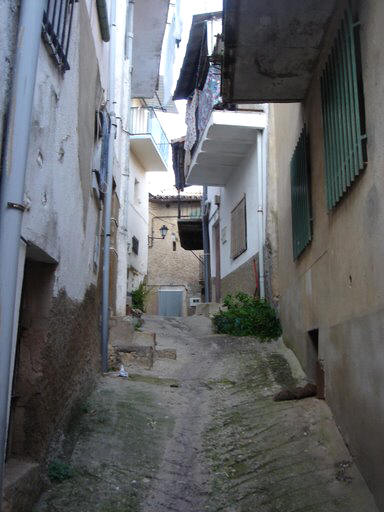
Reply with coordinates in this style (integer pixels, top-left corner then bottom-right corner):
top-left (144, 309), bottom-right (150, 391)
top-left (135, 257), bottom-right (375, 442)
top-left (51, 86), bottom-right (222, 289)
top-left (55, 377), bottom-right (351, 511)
top-left (202, 186), bottom-right (211, 302)
top-left (0, 1), bottom-right (46, 506)
top-left (101, 0), bottom-right (117, 372)
top-left (96, 0), bottom-right (110, 42)
top-left (257, 130), bottom-right (265, 299)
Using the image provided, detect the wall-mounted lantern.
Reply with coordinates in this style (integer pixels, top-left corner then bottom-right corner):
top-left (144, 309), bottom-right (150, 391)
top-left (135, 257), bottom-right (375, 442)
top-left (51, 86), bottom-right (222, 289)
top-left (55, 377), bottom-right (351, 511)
top-left (148, 224), bottom-right (169, 244)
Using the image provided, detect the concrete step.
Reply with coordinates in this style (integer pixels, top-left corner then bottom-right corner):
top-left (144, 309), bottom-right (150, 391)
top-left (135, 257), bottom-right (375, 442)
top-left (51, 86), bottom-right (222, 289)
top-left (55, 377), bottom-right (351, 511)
top-left (110, 330), bottom-right (157, 371)
top-left (194, 302), bottom-right (223, 317)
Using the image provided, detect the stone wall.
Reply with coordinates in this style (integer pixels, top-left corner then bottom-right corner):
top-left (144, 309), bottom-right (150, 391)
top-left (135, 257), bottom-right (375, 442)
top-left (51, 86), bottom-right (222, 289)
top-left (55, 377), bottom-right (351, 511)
top-left (147, 199), bottom-right (203, 316)
top-left (9, 261), bottom-right (100, 461)
top-left (220, 255), bottom-right (259, 299)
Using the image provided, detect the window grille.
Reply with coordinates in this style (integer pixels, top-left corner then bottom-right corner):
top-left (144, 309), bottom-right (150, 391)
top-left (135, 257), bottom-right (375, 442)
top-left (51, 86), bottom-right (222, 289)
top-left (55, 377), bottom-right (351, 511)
top-left (230, 196), bottom-right (247, 259)
top-left (42, 0), bottom-right (78, 72)
top-left (132, 236), bottom-right (139, 255)
top-left (291, 126), bottom-right (312, 260)
top-left (320, 6), bottom-right (367, 210)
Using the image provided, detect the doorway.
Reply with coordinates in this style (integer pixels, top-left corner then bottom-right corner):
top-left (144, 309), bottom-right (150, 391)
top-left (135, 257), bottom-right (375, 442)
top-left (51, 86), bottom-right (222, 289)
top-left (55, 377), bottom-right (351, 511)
top-left (158, 289), bottom-right (183, 317)
top-left (212, 221), bottom-right (221, 302)
top-left (6, 258), bottom-right (55, 460)
top-left (307, 329), bottom-right (325, 399)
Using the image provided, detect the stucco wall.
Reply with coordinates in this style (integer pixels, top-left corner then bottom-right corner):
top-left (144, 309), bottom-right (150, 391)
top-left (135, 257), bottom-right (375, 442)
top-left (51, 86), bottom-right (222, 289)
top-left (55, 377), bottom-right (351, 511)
top-left (147, 200), bottom-right (203, 315)
top-left (207, 131), bottom-right (263, 299)
top-left (7, 1), bottom-right (105, 467)
top-left (272, 0), bottom-right (384, 507)
top-left (127, 153), bottom-right (149, 293)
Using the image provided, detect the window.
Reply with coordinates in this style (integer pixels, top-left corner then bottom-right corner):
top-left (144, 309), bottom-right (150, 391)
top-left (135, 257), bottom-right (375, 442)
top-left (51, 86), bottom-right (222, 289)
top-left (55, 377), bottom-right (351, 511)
top-left (42, 0), bottom-right (77, 72)
top-left (320, 6), bottom-right (366, 210)
top-left (132, 236), bottom-right (139, 255)
top-left (291, 126), bottom-right (312, 260)
top-left (230, 196), bottom-right (246, 259)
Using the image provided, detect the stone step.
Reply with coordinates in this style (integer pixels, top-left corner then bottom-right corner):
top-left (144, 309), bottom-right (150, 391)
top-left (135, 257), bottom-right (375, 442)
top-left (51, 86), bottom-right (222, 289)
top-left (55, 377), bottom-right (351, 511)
top-left (110, 331), bottom-right (157, 371)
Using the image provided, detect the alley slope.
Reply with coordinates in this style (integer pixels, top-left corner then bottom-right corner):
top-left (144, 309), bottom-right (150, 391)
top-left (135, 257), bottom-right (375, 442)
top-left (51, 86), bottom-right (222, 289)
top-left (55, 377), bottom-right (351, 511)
top-left (35, 316), bottom-right (378, 512)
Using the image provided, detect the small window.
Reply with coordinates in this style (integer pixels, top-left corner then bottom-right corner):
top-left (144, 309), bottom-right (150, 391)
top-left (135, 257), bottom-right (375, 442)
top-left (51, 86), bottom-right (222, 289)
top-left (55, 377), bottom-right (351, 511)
top-left (320, 5), bottom-right (367, 210)
top-left (132, 236), bottom-right (139, 255)
top-left (42, 0), bottom-right (77, 72)
top-left (291, 126), bottom-right (312, 260)
top-left (230, 196), bottom-right (247, 259)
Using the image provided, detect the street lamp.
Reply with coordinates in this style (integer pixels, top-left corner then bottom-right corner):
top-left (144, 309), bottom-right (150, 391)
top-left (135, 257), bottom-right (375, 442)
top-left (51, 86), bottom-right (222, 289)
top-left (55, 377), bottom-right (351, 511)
top-left (148, 224), bottom-right (169, 243)
top-left (159, 224), bottom-right (168, 239)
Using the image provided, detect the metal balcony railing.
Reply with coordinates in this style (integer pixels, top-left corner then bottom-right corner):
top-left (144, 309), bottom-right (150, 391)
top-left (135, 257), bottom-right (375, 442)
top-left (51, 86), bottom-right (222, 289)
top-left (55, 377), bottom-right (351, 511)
top-left (130, 107), bottom-right (169, 164)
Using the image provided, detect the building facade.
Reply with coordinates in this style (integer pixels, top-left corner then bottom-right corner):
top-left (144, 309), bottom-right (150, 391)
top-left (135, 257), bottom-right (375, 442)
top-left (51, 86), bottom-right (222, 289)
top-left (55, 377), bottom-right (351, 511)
top-left (147, 195), bottom-right (203, 316)
top-left (221, 0), bottom-right (384, 508)
top-left (0, 1), bottom-right (171, 509)
top-left (172, 12), bottom-right (270, 303)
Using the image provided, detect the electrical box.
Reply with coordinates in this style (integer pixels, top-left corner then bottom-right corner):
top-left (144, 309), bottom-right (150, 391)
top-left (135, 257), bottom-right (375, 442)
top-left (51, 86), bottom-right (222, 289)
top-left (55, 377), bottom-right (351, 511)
top-left (189, 297), bottom-right (201, 307)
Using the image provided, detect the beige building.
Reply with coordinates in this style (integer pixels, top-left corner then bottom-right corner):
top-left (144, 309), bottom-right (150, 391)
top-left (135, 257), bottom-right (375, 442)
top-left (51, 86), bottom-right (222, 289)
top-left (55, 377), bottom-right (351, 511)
top-left (224, 0), bottom-right (384, 508)
top-left (147, 195), bottom-right (203, 316)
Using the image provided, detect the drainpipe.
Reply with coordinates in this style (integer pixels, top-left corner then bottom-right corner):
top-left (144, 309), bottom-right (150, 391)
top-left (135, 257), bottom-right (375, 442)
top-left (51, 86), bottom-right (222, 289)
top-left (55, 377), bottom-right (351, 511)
top-left (101, 0), bottom-right (117, 372)
top-left (0, 1), bottom-right (46, 506)
top-left (96, 0), bottom-right (110, 42)
top-left (202, 186), bottom-right (211, 302)
top-left (257, 130), bottom-right (265, 299)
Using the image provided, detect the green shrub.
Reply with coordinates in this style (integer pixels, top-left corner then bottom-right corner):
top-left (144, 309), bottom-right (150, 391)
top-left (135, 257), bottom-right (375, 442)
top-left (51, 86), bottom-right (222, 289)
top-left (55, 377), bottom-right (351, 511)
top-left (131, 282), bottom-right (149, 311)
top-left (48, 459), bottom-right (75, 482)
top-left (212, 292), bottom-right (282, 341)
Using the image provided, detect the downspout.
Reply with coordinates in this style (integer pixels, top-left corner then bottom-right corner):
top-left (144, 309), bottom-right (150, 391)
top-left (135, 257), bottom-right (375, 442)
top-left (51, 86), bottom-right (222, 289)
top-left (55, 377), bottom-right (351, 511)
top-left (202, 186), bottom-right (211, 302)
top-left (0, 1), bottom-right (46, 506)
top-left (257, 130), bottom-right (265, 299)
top-left (101, 0), bottom-right (117, 372)
top-left (96, 0), bottom-right (111, 42)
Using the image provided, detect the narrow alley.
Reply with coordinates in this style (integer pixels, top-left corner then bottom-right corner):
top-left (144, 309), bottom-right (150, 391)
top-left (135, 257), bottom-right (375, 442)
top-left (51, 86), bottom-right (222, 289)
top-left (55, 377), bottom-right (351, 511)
top-left (34, 316), bottom-right (377, 512)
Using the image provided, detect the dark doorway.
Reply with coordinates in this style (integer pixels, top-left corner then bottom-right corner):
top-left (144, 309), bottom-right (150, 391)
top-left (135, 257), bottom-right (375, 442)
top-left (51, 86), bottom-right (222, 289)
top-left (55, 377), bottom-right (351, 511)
top-left (308, 329), bottom-right (325, 399)
top-left (6, 259), bottom-right (55, 460)
top-left (213, 221), bottom-right (221, 302)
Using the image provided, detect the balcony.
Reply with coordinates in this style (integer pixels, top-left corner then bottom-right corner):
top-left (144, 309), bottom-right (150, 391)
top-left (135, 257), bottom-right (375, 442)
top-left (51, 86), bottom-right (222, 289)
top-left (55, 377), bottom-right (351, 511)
top-left (186, 110), bottom-right (267, 186)
top-left (130, 107), bottom-right (169, 172)
top-left (178, 200), bottom-right (203, 251)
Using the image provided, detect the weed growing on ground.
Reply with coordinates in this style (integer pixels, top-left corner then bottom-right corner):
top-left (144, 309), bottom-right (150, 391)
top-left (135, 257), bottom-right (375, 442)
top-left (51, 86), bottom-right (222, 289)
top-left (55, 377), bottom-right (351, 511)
top-left (131, 282), bottom-right (149, 311)
top-left (213, 292), bottom-right (282, 340)
top-left (48, 459), bottom-right (75, 482)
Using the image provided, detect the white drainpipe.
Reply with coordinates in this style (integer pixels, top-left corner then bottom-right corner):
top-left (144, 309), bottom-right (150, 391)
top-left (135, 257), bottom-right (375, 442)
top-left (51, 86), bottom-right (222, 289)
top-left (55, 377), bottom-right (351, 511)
top-left (0, 1), bottom-right (46, 506)
top-left (257, 129), bottom-right (265, 300)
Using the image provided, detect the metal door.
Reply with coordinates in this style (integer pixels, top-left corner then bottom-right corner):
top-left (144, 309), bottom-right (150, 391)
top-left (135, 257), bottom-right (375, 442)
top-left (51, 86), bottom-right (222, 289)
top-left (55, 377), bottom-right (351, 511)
top-left (158, 290), bottom-right (183, 317)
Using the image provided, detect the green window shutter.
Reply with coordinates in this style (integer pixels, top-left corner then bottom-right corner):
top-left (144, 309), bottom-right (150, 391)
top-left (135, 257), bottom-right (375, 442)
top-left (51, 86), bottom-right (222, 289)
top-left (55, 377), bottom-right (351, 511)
top-left (320, 6), bottom-right (367, 210)
top-left (291, 126), bottom-right (312, 260)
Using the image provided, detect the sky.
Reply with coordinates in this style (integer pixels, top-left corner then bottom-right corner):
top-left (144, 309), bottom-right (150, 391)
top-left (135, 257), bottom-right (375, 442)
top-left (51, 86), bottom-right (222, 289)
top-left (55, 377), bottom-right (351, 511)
top-left (146, 0), bottom-right (223, 196)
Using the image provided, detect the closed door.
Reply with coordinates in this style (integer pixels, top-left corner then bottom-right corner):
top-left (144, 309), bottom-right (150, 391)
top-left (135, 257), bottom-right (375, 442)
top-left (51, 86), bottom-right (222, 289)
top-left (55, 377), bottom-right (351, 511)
top-left (158, 290), bottom-right (183, 317)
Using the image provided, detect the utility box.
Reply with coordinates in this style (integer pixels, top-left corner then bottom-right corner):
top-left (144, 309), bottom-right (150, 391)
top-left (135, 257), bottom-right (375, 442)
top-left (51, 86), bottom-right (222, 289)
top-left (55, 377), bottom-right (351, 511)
top-left (189, 297), bottom-right (201, 307)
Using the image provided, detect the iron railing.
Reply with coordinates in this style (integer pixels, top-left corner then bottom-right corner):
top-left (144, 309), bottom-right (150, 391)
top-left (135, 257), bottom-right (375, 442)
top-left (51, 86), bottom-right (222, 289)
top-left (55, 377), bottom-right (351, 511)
top-left (290, 126), bottom-right (312, 260)
top-left (320, 6), bottom-right (366, 210)
top-left (42, 0), bottom-right (77, 72)
top-left (130, 107), bottom-right (169, 164)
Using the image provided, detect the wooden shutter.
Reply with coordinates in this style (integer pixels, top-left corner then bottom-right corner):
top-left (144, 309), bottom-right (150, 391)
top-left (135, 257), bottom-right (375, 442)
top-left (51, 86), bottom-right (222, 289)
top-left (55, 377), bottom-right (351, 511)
top-left (231, 196), bottom-right (247, 259)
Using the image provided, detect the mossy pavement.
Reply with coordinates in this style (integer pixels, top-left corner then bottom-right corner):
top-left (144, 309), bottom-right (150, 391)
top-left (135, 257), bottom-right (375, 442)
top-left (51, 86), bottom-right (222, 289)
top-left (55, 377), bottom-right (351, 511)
top-left (33, 315), bottom-right (378, 511)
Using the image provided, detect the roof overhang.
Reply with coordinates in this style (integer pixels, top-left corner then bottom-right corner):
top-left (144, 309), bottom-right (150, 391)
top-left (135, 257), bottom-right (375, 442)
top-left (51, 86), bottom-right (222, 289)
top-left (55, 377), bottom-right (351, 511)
top-left (186, 110), bottom-right (267, 186)
top-left (132, 0), bottom-right (169, 98)
top-left (222, 0), bottom-right (337, 102)
top-left (130, 135), bottom-right (168, 172)
top-left (178, 219), bottom-right (203, 250)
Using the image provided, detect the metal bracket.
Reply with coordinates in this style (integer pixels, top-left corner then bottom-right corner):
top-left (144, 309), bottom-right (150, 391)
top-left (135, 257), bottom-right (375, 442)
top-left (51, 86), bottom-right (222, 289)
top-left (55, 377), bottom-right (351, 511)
top-left (7, 202), bottom-right (26, 212)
